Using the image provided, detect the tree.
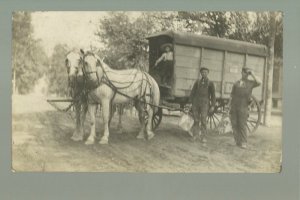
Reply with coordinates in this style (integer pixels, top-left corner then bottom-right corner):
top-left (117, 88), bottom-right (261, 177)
top-left (95, 12), bottom-right (179, 71)
top-left (12, 11), bottom-right (49, 94)
top-left (46, 44), bottom-right (70, 96)
top-left (251, 12), bottom-right (283, 57)
top-left (263, 12), bottom-right (277, 126)
top-left (178, 11), bottom-right (232, 37)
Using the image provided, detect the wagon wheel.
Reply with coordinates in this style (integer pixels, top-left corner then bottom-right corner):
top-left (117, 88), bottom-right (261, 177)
top-left (247, 95), bottom-right (261, 134)
top-left (207, 100), bottom-right (227, 130)
top-left (139, 107), bottom-right (163, 130)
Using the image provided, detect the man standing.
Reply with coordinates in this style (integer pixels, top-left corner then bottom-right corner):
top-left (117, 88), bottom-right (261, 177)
top-left (189, 67), bottom-right (216, 143)
top-left (230, 67), bottom-right (261, 149)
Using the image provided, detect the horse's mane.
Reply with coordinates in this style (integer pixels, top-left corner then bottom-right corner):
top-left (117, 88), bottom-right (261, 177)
top-left (84, 51), bottom-right (138, 74)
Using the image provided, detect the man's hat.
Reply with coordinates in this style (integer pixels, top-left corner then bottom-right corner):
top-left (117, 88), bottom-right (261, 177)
top-left (242, 67), bottom-right (251, 73)
top-left (160, 43), bottom-right (173, 51)
top-left (200, 67), bottom-right (209, 72)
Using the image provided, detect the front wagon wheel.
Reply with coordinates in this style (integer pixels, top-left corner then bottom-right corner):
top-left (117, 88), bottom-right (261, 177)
top-left (139, 107), bottom-right (163, 130)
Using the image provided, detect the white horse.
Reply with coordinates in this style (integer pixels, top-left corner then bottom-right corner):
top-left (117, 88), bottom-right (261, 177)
top-left (65, 50), bottom-right (126, 141)
top-left (65, 51), bottom-right (88, 141)
top-left (81, 51), bottom-right (160, 145)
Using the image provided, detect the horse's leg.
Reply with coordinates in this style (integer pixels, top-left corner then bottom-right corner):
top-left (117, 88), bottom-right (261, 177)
top-left (85, 104), bottom-right (97, 145)
top-left (116, 104), bottom-right (124, 134)
top-left (71, 102), bottom-right (84, 141)
top-left (80, 102), bottom-right (88, 138)
top-left (99, 99), bottom-right (110, 144)
top-left (146, 105), bottom-right (155, 140)
top-left (108, 104), bottom-right (114, 125)
top-left (135, 102), bottom-right (145, 139)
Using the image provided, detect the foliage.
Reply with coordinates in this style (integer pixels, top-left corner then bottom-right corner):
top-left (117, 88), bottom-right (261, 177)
top-left (251, 12), bottom-right (283, 57)
top-left (95, 11), bottom-right (282, 73)
top-left (95, 12), bottom-right (179, 71)
top-left (46, 44), bottom-right (70, 96)
top-left (12, 11), bottom-right (49, 94)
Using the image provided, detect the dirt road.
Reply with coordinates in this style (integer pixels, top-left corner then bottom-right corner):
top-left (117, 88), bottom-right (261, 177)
top-left (12, 95), bottom-right (282, 172)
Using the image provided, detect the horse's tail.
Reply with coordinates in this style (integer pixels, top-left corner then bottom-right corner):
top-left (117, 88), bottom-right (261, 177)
top-left (145, 73), bottom-right (160, 113)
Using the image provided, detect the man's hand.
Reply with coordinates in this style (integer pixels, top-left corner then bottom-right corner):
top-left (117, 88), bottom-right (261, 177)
top-left (184, 104), bottom-right (192, 114)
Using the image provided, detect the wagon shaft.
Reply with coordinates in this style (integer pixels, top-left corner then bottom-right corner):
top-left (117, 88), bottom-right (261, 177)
top-left (47, 99), bottom-right (75, 112)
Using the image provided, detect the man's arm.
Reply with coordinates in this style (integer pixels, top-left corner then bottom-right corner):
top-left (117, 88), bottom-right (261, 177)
top-left (249, 71), bottom-right (261, 88)
top-left (154, 53), bottom-right (166, 66)
top-left (189, 80), bottom-right (198, 103)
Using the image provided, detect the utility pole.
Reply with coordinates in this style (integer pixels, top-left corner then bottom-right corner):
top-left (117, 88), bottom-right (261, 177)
top-left (264, 12), bottom-right (277, 126)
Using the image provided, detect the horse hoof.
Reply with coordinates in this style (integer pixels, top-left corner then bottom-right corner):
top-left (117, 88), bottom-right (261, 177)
top-left (71, 134), bottom-right (83, 141)
top-left (85, 139), bottom-right (94, 145)
top-left (136, 134), bottom-right (144, 139)
top-left (99, 139), bottom-right (108, 145)
top-left (147, 132), bottom-right (155, 140)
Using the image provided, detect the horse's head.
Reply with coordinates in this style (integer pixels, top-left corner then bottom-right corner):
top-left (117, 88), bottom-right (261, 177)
top-left (82, 51), bottom-right (104, 81)
top-left (65, 51), bottom-right (84, 87)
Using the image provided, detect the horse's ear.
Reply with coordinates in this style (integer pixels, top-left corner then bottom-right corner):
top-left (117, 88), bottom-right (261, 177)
top-left (65, 58), bottom-right (69, 66)
top-left (80, 49), bottom-right (85, 55)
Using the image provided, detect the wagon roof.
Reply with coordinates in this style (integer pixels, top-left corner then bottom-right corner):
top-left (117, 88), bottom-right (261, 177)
top-left (146, 30), bottom-right (268, 56)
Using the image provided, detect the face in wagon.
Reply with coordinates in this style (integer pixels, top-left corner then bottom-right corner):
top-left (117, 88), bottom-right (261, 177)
top-left (165, 46), bottom-right (171, 52)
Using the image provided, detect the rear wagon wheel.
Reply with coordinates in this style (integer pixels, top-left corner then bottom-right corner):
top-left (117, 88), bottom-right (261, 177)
top-left (207, 100), bottom-right (227, 130)
top-left (247, 95), bottom-right (261, 134)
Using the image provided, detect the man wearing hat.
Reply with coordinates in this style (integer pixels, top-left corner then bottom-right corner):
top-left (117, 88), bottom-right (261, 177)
top-left (154, 43), bottom-right (173, 86)
top-left (189, 67), bottom-right (216, 143)
top-left (230, 67), bottom-right (261, 149)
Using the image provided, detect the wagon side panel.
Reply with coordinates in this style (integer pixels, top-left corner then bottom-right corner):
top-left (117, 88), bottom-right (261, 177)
top-left (201, 48), bottom-right (224, 98)
top-left (246, 55), bottom-right (265, 101)
top-left (223, 52), bottom-right (245, 98)
top-left (173, 44), bottom-right (201, 97)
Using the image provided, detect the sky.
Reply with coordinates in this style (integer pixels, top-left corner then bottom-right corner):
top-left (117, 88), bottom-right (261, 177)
top-left (31, 11), bottom-right (143, 56)
top-left (31, 11), bottom-right (108, 56)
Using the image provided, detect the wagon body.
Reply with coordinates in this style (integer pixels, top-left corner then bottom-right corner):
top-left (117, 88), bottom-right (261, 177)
top-left (147, 30), bottom-right (267, 103)
top-left (147, 30), bottom-right (268, 133)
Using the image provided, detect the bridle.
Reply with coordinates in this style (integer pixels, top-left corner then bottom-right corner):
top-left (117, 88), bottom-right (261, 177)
top-left (66, 54), bottom-right (84, 100)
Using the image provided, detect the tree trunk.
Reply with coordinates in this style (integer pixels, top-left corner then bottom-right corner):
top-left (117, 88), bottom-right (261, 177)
top-left (264, 12), bottom-right (277, 126)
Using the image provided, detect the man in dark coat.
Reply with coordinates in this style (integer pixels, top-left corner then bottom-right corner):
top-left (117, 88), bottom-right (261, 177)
top-left (189, 67), bottom-right (216, 143)
top-left (230, 67), bottom-right (261, 149)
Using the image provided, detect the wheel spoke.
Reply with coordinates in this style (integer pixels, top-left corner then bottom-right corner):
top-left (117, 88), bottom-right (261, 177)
top-left (248, 121), bottom-right (256, 128)
top-left (247, 119), bottom-right (258, 124)
top-left (214, 114), bottom-right (220, 123)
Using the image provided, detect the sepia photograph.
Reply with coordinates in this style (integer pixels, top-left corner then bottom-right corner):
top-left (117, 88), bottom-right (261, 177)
top-left (12, 11), bottom-right (283, 172)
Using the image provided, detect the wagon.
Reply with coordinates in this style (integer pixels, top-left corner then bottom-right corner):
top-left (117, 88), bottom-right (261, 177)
top-left (146, 30), bottom-right (268, 133)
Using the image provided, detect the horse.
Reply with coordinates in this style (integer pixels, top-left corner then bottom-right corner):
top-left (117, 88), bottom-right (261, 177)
top-left (81, 51), bottom-right (160, 145)
top-left (65, 50), bottom-right (88, 141)
top-left (65, 50), bottom-right (127, 141)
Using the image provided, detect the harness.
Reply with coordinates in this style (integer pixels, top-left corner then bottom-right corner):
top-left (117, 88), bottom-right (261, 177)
top-left (82, 53), bottom-right (154, 109)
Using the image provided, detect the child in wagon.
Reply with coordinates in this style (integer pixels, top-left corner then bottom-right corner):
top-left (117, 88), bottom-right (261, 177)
top-left (154, 43), bottom-right (174, 87)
